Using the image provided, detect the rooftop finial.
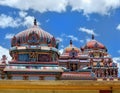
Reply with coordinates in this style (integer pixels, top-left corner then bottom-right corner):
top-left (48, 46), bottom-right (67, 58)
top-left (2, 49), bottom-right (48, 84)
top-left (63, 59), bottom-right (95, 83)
top-left (34, 19), bottom-right (37, 26)
top-left (92, 34), bottom-right (94, 40)
top-left (70, 40), bottom-right (72, 45)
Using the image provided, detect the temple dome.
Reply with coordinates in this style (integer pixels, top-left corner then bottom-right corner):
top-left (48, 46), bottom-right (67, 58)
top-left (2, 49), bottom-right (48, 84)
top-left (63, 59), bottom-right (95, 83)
top-left (16, 26), bottom-right (53, 39)
top-left (63, 40), bottom-right (80, 53)
top-left (85, 40), bottom-right (105, 49)
top-left (11, 19), bottom-right (57, 47)
top-left (64, 45), bottom-right (80, 53)
top-left (83, 35), bottom-right (106, 49)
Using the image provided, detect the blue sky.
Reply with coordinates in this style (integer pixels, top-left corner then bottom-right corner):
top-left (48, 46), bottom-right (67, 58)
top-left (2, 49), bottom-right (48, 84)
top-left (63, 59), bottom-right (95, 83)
top-left (0, 0), bottom-right (120, 65)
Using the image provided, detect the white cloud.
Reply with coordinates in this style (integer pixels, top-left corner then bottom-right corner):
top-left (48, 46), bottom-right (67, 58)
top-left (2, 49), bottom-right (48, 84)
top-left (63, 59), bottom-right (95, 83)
top-left (0, 0), bottom-right (120, 15)
top-left (116, 24), bottom-right (120, 31)
top-left (113, 57), bottom-right (120, 63)
top-left (118, 50), bottom-right (120, 54)
top-left (67, 35), bottom-right (78, 41)
top-left (19, 11), bottom-right (40, 27)
top-left (0, 46), bottom-right (11, 62)
top-left (69, 0), bottom-right (120, 15)
top-left (60, 45), bottom-right (64, 48)
top-left (19, 11), bottom-right (27, 18)
top-left (0, 0), bottom-right (68, 13)
top-left (5, 33), bottom-right (15, 39)
top-left (86, 37), bottom-right (91, 42)
top-left (0, 13), bottom-right (39, 28)
top-left (56, 37), bottom-right (63, 42)
top-left (79, 27), bottom-right (97, 36)
top-left (59, 48), bottom-right (64, 54)
top-left (46, 19), bottom-right (50, 23)
top-left (22, 16), bottom-right (35, 27)
top-left (61, 33), bottom-right (66, 37)
top-left (80, 40), bottom-right (84, 43)
top-left (113, 57), bottom-right (120, 76)
top-left (0, 14), bottom-right (21, 28)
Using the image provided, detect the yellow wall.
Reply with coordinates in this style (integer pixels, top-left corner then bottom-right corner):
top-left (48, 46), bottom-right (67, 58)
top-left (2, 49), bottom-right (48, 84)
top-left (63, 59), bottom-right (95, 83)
top-left (0, 80), bottom-right (120, 93)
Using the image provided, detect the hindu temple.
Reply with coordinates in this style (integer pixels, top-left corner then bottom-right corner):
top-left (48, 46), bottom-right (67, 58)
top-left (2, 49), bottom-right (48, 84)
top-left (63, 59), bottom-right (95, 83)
top-left (0, 19), bottom-right (118, 80)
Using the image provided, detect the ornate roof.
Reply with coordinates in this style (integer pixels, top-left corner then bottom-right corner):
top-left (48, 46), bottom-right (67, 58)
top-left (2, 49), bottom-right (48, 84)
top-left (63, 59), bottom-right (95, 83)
top-left (63, 40), bottom-right (80, 53)
top-left (16, 26), bottom-right (53, 40)
top-left (84, 35), bottom-right (106, 49)
top-left (11, 19), bottom-right (57, 48)
top-left (64, 45), bottom-right (80, 53)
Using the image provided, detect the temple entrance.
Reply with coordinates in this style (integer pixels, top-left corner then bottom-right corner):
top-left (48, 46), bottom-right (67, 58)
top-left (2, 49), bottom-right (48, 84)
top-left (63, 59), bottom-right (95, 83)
top-left (70, 63), bottom-right (77, 71)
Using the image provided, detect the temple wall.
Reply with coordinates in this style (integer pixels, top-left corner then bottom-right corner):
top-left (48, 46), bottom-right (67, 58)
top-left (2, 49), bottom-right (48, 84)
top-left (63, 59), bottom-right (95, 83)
top-left (0, 89), bottom-right (99, 93)
top-left (0, 80), bottom-right (120, 93)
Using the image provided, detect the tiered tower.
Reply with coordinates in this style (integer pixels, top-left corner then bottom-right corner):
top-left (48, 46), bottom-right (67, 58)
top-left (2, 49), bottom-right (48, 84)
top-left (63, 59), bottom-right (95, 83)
top-left (82, 35), bottom-right (118, 79)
